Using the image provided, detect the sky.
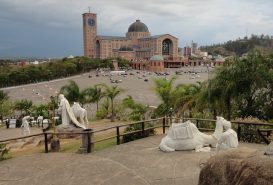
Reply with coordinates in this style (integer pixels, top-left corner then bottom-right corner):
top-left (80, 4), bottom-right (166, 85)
top-left (1, 0), bottom-right (273, 58)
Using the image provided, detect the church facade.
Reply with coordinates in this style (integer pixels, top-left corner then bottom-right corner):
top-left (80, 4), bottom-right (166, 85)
top-left (82, 12), bottom-right (180, 61)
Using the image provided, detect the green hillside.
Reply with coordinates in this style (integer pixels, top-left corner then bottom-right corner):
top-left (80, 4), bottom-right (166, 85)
top-left (200, 34), bottom-right (273, 56)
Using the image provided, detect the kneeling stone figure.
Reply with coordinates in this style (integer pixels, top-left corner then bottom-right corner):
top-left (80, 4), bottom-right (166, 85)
top-left (216, 119), bottom-right (238, 151)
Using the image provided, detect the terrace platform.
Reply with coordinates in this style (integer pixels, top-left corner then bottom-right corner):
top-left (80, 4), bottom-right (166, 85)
top-left (0, 135), bottom-right (267, 185)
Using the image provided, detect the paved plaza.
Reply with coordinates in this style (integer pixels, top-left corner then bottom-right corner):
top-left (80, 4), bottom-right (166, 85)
top-left (1, 67), bottom-right (212, 107)
top-left (0, 135), bottom-right (267, 185)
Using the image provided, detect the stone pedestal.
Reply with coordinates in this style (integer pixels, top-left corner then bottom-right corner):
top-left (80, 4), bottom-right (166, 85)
top-left (57, 124), bottom-right (83, 139)
top-left (78, 129), bottom-right (93, 154)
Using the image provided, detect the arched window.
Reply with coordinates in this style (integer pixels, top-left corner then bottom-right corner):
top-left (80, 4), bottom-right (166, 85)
top-left (162, 39), bottom-right (172, 55)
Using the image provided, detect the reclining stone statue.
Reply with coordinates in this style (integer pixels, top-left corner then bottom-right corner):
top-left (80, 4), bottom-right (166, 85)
top-left (159, 116), bottom-right (226, 152)
top-left (72, 102), bottom-right (89, 127)
top-left (57, 94), bottom-right (87, 130)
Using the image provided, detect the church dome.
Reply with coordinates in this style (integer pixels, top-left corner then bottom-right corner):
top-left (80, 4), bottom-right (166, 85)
top-left (150, 55), bottom-right (164, 61)
top-left (128, 20), bottom-right (149, 32)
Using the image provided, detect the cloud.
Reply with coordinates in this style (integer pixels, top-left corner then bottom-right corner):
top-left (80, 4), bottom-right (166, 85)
top-left (1, 0), bottom-right (273, 57)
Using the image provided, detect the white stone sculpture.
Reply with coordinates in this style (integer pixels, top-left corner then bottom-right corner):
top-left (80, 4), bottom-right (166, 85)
top-left (57, 94), bottom-right (86, 129)
top-left (21, 116), bottom-right (31, 136)
top-left (37, 115), bottom-right (43, 127)
top-left (264, 142), bottom-right (273, 155)
top-left (216, 118), bottom-right (238, 151)
top-left (159, 116), bottom-right (225, 152)
top-left (72, 102), bottom-right (89, 127)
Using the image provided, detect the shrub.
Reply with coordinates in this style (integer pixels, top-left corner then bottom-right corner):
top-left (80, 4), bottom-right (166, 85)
top-left (0, 143), bottom-right (10, 161)
top-left (122, 123), bottom-right (156, 143)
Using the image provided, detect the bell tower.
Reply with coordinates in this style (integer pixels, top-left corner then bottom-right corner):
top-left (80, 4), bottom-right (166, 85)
top-left (82, 9), bottom-right (97, 58)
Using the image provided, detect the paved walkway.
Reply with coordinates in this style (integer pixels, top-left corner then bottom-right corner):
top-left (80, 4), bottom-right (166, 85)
top-left (0, 135), bottom-right (267, 185)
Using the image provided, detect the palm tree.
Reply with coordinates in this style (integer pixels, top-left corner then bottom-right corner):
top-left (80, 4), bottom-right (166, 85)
top-left (171, 83), bottom-right (202, 118)
top-left (82, 85), bottom-right (104, 111)
top-left (122, 95), bottom-right (148, 121)
top-left (100, 84), bottom-right (123, 122)
top-left (14, 99), bottom-right (33, 116)
top-left (60, 80), bottom-right (84, 104)
top-left (154, 77), bottom-right (176, 116)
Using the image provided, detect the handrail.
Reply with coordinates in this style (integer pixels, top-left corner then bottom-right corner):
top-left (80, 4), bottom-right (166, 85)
top-left (92, 117), bottom-right (164, 133)
top-left (2, 117), bottom-right (273, 154)
top-left (0, 133), bottom-right (44, 143)
top-left (231, 121), bottom-right (273, 126)
top-left (181, 117), bottom-right (273, 126)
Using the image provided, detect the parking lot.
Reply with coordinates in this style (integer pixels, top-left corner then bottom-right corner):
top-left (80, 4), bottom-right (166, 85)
top-left (2, 66), bottom-right (213, 108)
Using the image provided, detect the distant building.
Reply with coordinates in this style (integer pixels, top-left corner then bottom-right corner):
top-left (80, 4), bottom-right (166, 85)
top-left (183, 46), bottom-right (191, 56)
top-left (82, 10), bottom-right (224, 69)
top-left (82, 11), bottom-right (179, 60)
top-left (67, 55), bottom-right (74, 59)
top-left (191, 41), bottom-right (198, 55)
top-left (31, 61), bottom-right (39, 65)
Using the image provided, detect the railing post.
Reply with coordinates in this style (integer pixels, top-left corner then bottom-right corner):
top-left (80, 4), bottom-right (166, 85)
top-left (141, 122), bottom-right (145, 137)
top-left (44, 132), bottom-right (48, 153)
top-left (196, 119), bottom-right (199, 128)
top-left (78, 129), bottom-right (92, 154)
top-left (90, 129), bottom-right (94, 153)
top-left (116, 126), bottom-right (120, 145)
top-left (86, 129), bottom-right (91, 153)
top-left (163, 117), bottom-right (166, 134)
top-left (237, 124), bottom-right (241, 142)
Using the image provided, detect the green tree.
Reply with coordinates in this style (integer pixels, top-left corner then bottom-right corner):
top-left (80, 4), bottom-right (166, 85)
top-left (82, 85), bottom-right (104, 111)
top-left (173, 83), bottom-right (202, 118)
top-left (0, 90), bottom-right (12, 121)
top-left (60, 80), bottom-right (84, 104)
top-left (100, 84), bottom-right (123, 122)
top-left (196, 51), bottom-right (273, 120)
top-left (153, 77), bottom-right (176, 116)
top-left (32, 104), bottom-right (50, 118)
top-left (0, 90), bottom-right (8, 102)
top-left (122, 95), bottom-right (148, 121)
top-left (14, 99), bottom-right (33, 115)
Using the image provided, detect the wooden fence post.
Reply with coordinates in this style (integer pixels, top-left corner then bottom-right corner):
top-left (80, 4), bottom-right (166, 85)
top-left (44, 132), bottom-right (48, 153)
top-left (163, 117), bottom-right (166, 134)
top-left (90, 129), bottom-right (94, 153)
top-left (196, 119), bottom-right (199, 128)
top-left (116, 126), bottom-right (120, 145)
top-left (141, 122), bottom-right (145, 137)
top-left (237, 124), bottom-right (241, 141)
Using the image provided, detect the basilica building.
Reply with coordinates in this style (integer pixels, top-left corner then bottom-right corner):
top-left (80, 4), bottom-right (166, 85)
top-left (82, 11), bottom-right (224, 71)
top-left (83, 12), bottom-right (181, 62)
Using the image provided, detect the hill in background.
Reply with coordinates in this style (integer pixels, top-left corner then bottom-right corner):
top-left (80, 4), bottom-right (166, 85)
top-left (200, 34), bottom-right (273, 57)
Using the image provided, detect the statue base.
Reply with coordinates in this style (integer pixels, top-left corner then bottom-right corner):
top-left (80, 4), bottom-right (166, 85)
top-left (56, 124), bottom-right (84, 139)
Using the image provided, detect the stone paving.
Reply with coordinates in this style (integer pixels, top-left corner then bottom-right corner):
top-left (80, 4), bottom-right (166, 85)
top-left (1, 67), bottom-right (212, 107)
top-left (0, 135), bottom-right (267, 185)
